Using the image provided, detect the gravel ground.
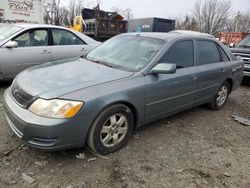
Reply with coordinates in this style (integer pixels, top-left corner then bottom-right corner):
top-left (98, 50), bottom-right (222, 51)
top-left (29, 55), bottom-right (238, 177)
top-left (0, 81), bottom-right (250, 188)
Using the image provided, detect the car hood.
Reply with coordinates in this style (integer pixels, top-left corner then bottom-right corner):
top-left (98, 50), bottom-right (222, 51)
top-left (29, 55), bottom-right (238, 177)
top-left (15, 58), bottom-right (134, 99)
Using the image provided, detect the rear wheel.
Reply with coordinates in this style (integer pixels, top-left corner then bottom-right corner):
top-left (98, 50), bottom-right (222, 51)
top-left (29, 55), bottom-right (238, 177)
top-left (87, 104), bottom-right (134, 155)
top-left (209, 81), bottom-right (230, 110)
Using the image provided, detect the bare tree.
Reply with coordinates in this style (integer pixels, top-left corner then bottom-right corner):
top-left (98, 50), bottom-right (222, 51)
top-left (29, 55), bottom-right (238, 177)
top-left (228, 11), bottom-right (250, 32)
top-left (192, 0), bottom-right (231, 35)
top-left (86, 0), bottom-right (102, 9)
top-left (43, 0), bottom-right (62, 25)
top-left (175, 15), bottom-right (198, 31)
top-left (43, 0), bottom-right (53, 24)
top-left (111, 7), bottom-right (134, 20)
top-left (43, 0), bottom-right (72, 26)
top-left (69, 0), bottom-right (76, 18)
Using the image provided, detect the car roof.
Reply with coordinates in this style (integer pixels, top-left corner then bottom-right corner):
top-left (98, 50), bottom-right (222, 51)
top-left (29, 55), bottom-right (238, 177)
top-left (11, 23), bottom-right (66, 29)
top-left (170, 30), bottom-right (215, 38)
top-left (122, 32), bottom-right (215, 41)
top-left (1, 23), bottom-right (100, 45)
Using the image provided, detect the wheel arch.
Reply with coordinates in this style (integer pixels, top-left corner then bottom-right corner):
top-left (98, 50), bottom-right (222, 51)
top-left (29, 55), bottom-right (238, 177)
top-left (88, 100), bottom-right (139, 135)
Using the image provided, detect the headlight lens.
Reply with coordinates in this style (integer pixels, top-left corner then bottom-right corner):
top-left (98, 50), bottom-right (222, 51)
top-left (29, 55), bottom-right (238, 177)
top-left (28, 98), bottom-right (83, 118)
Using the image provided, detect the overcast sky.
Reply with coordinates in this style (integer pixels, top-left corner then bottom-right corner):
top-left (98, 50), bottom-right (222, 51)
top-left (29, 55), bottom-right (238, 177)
top-left (83, 0), bottom-right (250, 18)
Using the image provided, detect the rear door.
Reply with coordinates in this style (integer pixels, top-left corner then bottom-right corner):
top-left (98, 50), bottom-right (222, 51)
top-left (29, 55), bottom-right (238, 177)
top-left (50, 29), bottom-right (89, 62)
top-left (145, 40), bottom-right (198, 121)
top-left (0, 28), bottom-right (51, 79)
top-left (195, 40), bottom-right (227, 103)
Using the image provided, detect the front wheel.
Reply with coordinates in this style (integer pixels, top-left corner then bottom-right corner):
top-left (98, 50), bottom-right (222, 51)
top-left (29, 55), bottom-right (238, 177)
top-left (87, 104), bottom-right (134, 155)
top-left (209, 81), bottom-right (230, 110)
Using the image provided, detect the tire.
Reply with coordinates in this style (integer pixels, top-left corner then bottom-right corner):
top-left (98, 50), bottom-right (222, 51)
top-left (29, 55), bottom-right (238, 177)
top-left (209, 81), bottom-right (230, 110)
top-left (87, 104), bottom-right (134, 155)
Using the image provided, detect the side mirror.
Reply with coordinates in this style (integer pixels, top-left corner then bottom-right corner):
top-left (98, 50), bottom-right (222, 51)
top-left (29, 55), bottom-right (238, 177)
top-left (150, 63), bottom-right (176, 74)
top-left (4, 41), bottom-right (18, 48)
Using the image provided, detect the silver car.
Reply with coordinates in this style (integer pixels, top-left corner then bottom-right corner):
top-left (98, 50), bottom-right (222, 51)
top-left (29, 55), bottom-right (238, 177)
top-left (4, 33), bottom-right (244, 155)
top-left (0, 23), bottom-right (100, 80)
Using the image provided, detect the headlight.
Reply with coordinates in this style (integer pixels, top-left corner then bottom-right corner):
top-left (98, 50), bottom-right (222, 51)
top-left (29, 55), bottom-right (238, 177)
top-left (28, 98), bottom-right (83, 118)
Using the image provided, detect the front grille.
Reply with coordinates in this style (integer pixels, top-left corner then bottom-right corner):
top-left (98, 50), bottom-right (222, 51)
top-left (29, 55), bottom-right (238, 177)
top-left (233, 52), bottom-right (250, 64)
top-left (11, 81), bottom-right (34, 108)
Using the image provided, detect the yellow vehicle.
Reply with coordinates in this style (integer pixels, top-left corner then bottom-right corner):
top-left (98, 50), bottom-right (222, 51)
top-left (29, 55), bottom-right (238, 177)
top-left (73, 16), bottom-right (84, 32)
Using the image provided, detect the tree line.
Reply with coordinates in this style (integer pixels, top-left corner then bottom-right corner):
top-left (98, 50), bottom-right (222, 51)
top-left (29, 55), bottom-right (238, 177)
top-left (43, 0), bottom-right (249, 36)
top-left (176, 0), bottom-right (250, 36)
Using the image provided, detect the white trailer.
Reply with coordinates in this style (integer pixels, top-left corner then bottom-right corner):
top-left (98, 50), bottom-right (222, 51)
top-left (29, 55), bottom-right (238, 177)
top-left (0, 0), bottom-right (43, 23)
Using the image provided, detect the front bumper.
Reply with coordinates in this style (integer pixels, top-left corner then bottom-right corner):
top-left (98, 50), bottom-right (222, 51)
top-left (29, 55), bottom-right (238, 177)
top-left (4, 88), bottom-right (91, 151)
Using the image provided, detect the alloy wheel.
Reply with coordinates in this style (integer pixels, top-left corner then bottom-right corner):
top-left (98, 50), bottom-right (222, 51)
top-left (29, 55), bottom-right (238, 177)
top-left (100, 114), bottom-right (128, 148)
top-left (216, 85), bottom-right (228, 106)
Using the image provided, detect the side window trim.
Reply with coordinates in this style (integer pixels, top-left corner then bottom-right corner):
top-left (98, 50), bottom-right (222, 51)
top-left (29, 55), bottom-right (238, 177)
top-left (51, 28), bottom-right (86, 46)
top-left (12, 28), bottom-right (49, 48)
top-left (47, 28), bottom-right (53, 46)
top-left (216, 44), bottom-right (230, 62)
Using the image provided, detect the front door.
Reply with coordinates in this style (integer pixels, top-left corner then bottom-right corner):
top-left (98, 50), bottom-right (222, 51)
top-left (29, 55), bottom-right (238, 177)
top-left (145, 40), bottom-right (198, 121)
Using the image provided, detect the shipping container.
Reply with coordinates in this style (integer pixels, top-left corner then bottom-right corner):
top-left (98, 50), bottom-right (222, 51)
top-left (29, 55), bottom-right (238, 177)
top-left (219, 32), bottom-right (250, 45)
top-left (128, 18), bottom-right (175, 33)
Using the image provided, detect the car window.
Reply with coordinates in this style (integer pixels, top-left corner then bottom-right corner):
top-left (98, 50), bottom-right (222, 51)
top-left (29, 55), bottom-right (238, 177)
top-left (52, 29), bottom-right (85, 45)
top-left (218, 45), bottom-right (230, 62)
top-left (14, 30), bottom-right (48, 47)
top-left (197, 40), bottom-right (220, 65)
top-left (159, 40), bottom-right (194, 69)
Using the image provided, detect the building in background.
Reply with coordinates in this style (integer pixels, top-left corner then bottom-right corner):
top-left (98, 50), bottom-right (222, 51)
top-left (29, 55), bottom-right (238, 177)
top-left (0, 0), bottom-right (43, 23)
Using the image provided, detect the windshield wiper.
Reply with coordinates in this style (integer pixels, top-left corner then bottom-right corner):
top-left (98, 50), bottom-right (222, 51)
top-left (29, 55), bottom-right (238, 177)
top-left (98, 60), bottom-right (113, 68)
top-left (85, 57), bottom-right (113, 68)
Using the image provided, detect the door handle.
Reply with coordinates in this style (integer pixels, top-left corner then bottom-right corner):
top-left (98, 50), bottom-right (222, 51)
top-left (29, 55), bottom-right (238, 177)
top-left (219, 68), bottom-right (226, 73)
top-left (41, 50), bottom-right (51, 54)
top-left (190, 75), bottom-right (197, 80)
top-left (80, 47), bottom-right (87, 51)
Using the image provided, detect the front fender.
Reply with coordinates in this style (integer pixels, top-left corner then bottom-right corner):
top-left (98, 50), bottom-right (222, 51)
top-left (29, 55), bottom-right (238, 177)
top-left (61, 75), bottom-right (146, 129)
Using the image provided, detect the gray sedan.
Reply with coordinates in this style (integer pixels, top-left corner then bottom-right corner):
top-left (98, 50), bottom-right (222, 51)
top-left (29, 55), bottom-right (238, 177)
top-left (0, 23), bottom-right (100, 80)
top-left (4, 33), bottom-right (243, 155)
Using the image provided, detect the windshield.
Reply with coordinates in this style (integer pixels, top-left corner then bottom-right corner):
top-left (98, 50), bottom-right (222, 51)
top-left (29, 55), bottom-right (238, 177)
top-left (86, 35), bottom-right (166, 72)
top-left (237, 35), bottom-right (250, 48)
top-left (0, 25), bottom-right (22, 43)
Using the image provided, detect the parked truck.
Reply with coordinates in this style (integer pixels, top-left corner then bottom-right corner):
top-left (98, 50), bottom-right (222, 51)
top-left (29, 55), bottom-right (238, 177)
top-left (73, 5), bottom-right (127, 41)
top-left (0, 0), bottom-right (43, 23)
top-left (230, 34), bottom-right (250, 84)
top-left (128, 18), bottom-right (175, 33)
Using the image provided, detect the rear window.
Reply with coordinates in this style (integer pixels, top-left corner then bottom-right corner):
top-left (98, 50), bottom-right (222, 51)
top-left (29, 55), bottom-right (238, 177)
top-left (197, 40), bottom-right (220, 65)
top-left (52, 29), bottom-right (85, 45)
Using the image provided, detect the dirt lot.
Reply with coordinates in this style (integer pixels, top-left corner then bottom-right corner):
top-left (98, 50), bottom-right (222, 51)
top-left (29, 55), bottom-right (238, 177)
top-left (0, 82), bottom-right (250, 188)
